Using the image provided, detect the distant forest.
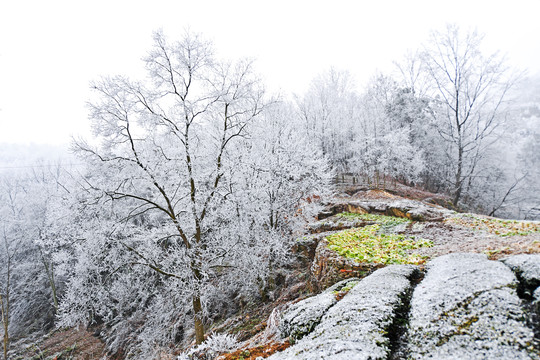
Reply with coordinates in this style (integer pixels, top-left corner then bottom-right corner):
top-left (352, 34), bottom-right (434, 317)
top-left (1, 24), bottom-right (539, 359)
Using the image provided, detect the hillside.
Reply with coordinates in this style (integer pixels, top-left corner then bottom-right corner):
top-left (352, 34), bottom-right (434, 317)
top-left (13, 183), bottom-right (540, 359)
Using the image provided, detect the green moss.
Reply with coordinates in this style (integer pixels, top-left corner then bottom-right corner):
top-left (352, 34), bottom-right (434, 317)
top-left (326, 224), bottom-right (432, 265)
top-left (340, 280), bottom-right (359, 292)
top-left (446, 215), bottom-right (540, 237)
top-left (484, 247), bottom-right (511, 258)
top-left (332, 280), bottom-right (359, 295)
top-left (458, 316), bottom-right (479, 331)
top-left (231, 317), bottom-right (261, 335)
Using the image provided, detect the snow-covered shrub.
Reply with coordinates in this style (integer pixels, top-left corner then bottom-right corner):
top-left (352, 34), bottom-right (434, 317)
top-left (179, 333), bottom-right (239, 360)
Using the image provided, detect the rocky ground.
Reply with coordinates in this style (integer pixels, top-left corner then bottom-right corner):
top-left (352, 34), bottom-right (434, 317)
top-left (216, 184), bottom-right (540, 360)
top-left (269, 253), bottom-right (540, 359)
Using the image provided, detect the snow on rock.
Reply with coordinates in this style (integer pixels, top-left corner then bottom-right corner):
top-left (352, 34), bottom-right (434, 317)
top-left (534, 287), bottom-right (540, 312)
top-left (308, 217), bottom-right (373, 234)
top-left (407, 253), bottom-right (537, 359)
top-left (278, 277), bottom-right (360, 343)
top-left (502, 254), bottom-right (540, 294)
top-left (269, 265), bottom-right (418, 360)
top-left (330, 199), bottom-right (454, 222)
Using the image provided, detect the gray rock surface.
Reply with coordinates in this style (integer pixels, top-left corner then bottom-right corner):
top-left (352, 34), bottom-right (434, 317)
top-left (407, 253), bottom-right (537, 359)
top-left (502, 254), bottom-right (540, 293)
top-left (535, 287), bottom-right (540, 312)
top-left (279, 277), bottom-right (360, 343)
top-left (270, 265), bottom-right (418, 360)
top-left (336, 199), bottom-right (454, 222)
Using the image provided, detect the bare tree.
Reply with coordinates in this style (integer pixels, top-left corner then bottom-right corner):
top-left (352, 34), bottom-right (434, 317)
top-left (295, 68), bottom-right (358, 174)
top-left (0, 178), bottom-right (25, 360)
top-left (394, 50), bottom-right (432, 98)
top-left (73, 30), bottom-right (265, 344)
top-left (421, 24), bottom-right (517, 206)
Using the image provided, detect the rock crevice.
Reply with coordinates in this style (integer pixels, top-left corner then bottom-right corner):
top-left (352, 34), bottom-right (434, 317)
top-left (270, 253), bottom-right (540, 359)
top-left (270, 265), bottom-right (419, 359)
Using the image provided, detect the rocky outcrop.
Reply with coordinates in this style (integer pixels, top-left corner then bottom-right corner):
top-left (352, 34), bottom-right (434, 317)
top-left (308, 217), bottom-right (375, 234)
top-left (319, 198), bottom-right (454, 222)
top-left (502, 254), bottom-right (540, 297)
top-left (269, 190), bottom-right (540, 358)
top-left (407, 253), bottom-right (536, 359)
top-left (307, 196), bottom-right (453, 290)
top-left (309, 237), bottom-right (384, 291)
top-left (502, 254), bottom-right (540, 341)
top-left (305, 193), bottom-right (540, 292)
top-left (268, 253), bottom-right (540, 359)
top-left (279, 278), bottom-right (360, 344)
top-left (269, 265), bottom-right (419, 359)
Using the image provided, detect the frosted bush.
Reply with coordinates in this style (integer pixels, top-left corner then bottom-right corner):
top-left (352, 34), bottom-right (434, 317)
top-left (179, 333), bottom-right (239, 360)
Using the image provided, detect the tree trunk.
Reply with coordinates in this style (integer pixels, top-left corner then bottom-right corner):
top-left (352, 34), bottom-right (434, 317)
top-left (2, 326), bottom-right (6, 360)
top-left (453, 140), bottom-right (463, 207)
top-left (1, 294), bottom-right (8, 360)
top-left (191, 248), bottom-right (205, 345)
top-left (41, 251), bottom-right (58, 312)
top-left (193, 293), bottom-right (205, 344)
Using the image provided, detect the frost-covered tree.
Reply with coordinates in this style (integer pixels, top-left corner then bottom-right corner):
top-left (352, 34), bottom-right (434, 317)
top-left (243, 102), bottom-right (333, 233)
top-left (0, 165), bottom-right (74, 359)
top-left (350, 75), bottom-right (425, 187)
top-left (296, 68), bottom-right (358, 173)
top-left (386, 71), bottom-right (451, 193)
top-left (484, 75), bottom-right (540, 219)
top-left (59, 31), bottom-right (329, 354)
top-left (0, 177), bottom-right (22, 360)
top-left (421, 24), bottom-right (517, 206)
top-left (69, 30), bottom-right (264, 345)
top-left (518, 132), bottom-right (540, 218)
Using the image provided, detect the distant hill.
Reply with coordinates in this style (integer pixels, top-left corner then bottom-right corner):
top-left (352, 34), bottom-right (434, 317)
top-left (0, 143), bottom-right (73, 174)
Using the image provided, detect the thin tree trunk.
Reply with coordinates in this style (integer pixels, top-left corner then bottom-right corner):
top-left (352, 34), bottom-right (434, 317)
top-left (41, 250), bottom-right (58, 312)
top-left (1, 284), bottom-right (9, 360)
top-left (453, 144), bottom-right (463, 206)
top-left (2, 321), bottom-right (7, 360)
top-left (453, 99), bottom-right (463, 207)
top-left (191, 239), bottom-right (205, 344)
top-left (1, 237), bottom-right (11, 360)
top-left (193, 293), bottom-right (204, 344)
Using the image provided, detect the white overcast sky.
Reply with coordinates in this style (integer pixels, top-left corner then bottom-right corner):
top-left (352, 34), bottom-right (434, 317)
top-left (1, 0), bottom-right (539, 145)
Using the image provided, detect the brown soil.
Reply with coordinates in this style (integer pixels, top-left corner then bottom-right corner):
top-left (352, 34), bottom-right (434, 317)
top-left (17, 328), bottom-right (106, 360)
top-left (337, 178), bottom-right (452, 205)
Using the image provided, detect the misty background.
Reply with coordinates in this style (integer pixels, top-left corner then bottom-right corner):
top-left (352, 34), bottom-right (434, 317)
top-left (1, 0), bottom-right (539, 146)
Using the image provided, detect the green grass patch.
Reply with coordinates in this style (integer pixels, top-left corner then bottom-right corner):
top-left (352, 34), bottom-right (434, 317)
top-left (231, 316), bottom-right (261, 335)
top-left (340, 280), bottom-right (359, 292)
top-left (326, 224), bottom-right (432, 265)
top-left (332, 280), bottom-right (360, 300)
top-left (332, 280), bottom-right (359, 295)
top-left (446, 215), bottom-right (540, 237)
top-left (336, 212), bottom-right (410, 228)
